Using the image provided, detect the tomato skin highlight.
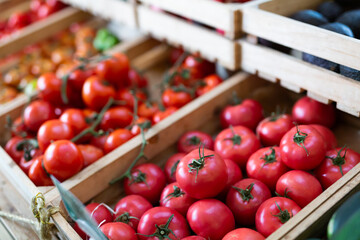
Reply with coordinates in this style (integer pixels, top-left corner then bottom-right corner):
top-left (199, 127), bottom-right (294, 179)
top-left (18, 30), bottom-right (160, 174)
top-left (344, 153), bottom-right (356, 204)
top-left (222, 228), bottom-right (265, 240)
top-left (256, 114), bottom-right (293, 146)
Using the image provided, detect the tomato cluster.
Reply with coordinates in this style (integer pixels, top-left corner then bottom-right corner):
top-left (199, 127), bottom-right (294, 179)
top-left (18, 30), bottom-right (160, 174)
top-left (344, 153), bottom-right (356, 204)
top-left (76, 95), bottom-right (360, 240)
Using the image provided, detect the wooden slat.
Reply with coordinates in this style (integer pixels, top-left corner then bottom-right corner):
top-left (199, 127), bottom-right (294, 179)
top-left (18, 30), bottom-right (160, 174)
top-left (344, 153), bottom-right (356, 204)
top-left (258, 0), bottom-right (324, 16)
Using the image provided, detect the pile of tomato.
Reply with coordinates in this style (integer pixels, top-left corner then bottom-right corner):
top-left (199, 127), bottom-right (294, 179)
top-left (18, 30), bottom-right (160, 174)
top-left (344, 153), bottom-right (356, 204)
top-left (73, 94), bottom-right (360, 240)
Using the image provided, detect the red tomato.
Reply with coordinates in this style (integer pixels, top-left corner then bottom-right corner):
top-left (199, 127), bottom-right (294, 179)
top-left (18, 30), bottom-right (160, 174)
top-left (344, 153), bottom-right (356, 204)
top-left (276, 170), bottom-right (322, 207)
top-left (68, 68), bottom-right (94, 92)
top-left (160, 182), bottom-right (196, 216)
top-left (255, 197), bottom-right (301, 237)
top-left (114, 195), bottom-right (152, 230)
top-left (181, 237), bottom-right (206, 240)
top-left (37, 120), bottom-right (74, 152)
top-left (218, 159), bottom-right (243, 200)
top-left (220, 99), bottom-right (264, 130)
top-left (100, 222), bottom-right (137, 240)
top-left (82, 76), bottom-right (116, 111)
top-left (315, 147), bottom-right (360, 189)
top-left (177, 131), bottom-right (214, 153)
top-left (130, 117), bottom-right (150, 136)
top-left (95, 53), bottom-right (130, 89)
top-left (9, 117), bottom-right (31, 138)
top-left (28, 155), bottom-right (53, 186)
top-left (124, 163), bottom-right (166, 204)
top-left (309, 124), bottom-right (337, 151)
top-left (214, 126), bottom-right (260, 169)
top-left (104, 129), bottom-right (133, 154)
top-left (226, 178), bottom-right (271, 226)
top-left (90, 134), bottom-right (108, 151)
top-left (138, 102), bottom-right (159, 120)
top-left (23, 100), bottom-right (56, 132)
top-left (164, 153), bottom-right (186, 183)
top-left (78, 144), bottom-right (104, 167)
top-left (246, 147), bottom-right (289, 191)
top-left (60, 108), bottom-right (88, 135)
top-left (222, 228), bottom-right (265, 240)
top-left (116, 88), bottom-right (147, 110)
top-left (280, 125), bottom-right (326, 170)
top-left (45, 0), bottom-right (66, 11)
top-left (176, 148), bottom-right (227, 199)
top-left (256, 114), bottom-right (293, 146)
top-left (152, 107), bottom-right (177, 124)
top-left (128, 69), bottom-right (148, 88)
top-left (5, 136), bottom-right (25, 164)
top-left (162, 88), bottom-right (192, 108)
top-left (170, 48), bottom-right (184, 65)
top-left (19, 148), bottom-right (42, 174)
top-left (183, 55), bottom-right (215, 77)
top-left (100, 107), bottom-right (133, 131)
top-left (187, 199), bottom-right (235, 240)
top-left (30, 0), bottom-right (43, 12)
top-left (196, 74), bottom-right (223, 97)
top-left (37, 73), bottom-right (63, 105)
top-left (7, 12), bottom-right (31, 29)
top-left (292, 96), bottom-right (336, 128)
top-left (43, 140), bottom-right (83, 181)
top-left (137, 207), bottom-right (190, 240)
top-left (36, 4), bottom-right (55, 19)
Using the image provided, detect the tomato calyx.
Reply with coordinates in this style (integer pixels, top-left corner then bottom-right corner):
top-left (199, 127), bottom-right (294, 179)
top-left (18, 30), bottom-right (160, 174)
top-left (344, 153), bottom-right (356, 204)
top-left (114, 212), bottom-right (139, 224)
top-left (293, 124), bottom-right (309, 156)
top-left (327, 145), bottom-right (348, 176)
top-left (268, 106), bottom-right (283, 122)
top-left (232, 183), bottom-right (254, 202)
top-left (275, 188), bottom-right (291, 199)
top-left (5, 115), bottom-right (27, 137)
top-left (188, 145), bottom-right (214, 183)
top-left (223, 125), bottom-right (241, 146)
top-left (16, 138), bottom-right (39, 161)
top-left (163, 185), bottom-right (185, 203)
top-left (170, 159), bottom-right (180, 178)
top-left (137, 214), bottom-right (177, 240)
top-left (261, 147), bottom-right (277, 167)
top-left (186, 136), bottom-right (201, 146)
top-left (272, 202), bottom-right (293, 224)
top-left (129, 169), bottom-right (149, 187)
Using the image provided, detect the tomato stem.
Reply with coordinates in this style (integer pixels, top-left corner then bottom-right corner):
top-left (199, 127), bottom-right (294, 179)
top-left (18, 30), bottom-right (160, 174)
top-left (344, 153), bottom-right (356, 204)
top-left (136, 214), bottom-right (177, 240)
top-left (293, 124), bottom-right (309, 156)
top-left (261, 147), bottom-right (277, 167)
top-left (16, 138), bottom-right (39, 161)
top-left (275, 188), bottom-right (291, 199)
top-left (187, 145), bottom-right (214, 183)
top-left (186, 136), bottom-right (201, 146)
top-left (327, 145), bottom-right (348, 176)
top-left (162, 185), bottom-right (185, 203)
top-left (223, 125), bottom-right (241, 145)
top-left (128, 169), bottom-right (149, 187)
top-left (114, 212), bottom-right (139, 224)
top-left (232, 183), bottom-right (254, 202)
top-left (231, 91), bottom-right (241, 105)
top-left (170, 160), bottom-right (180, 179)
top-left (272, 202), bottom-right (292, 224)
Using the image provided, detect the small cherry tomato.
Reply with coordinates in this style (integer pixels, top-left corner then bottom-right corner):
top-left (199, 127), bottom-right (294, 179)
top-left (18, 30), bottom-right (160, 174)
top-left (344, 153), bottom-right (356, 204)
top-left (164, 153), bottom-right (186, 183)
top-left (177, 131), bottom-right (214, 153)
top-left (223, 228), bottom-right (265, 240)
top-left (78, 144), bottom-right (104, 167)
top-left (90, 134), bottom-right (108, 151)
top-left (138, 102), bottom-right (159, 120)
top-left (153, 107), bottom-right (178, 124)
top-left (5, 136), bottom-right (25, 164)
top-left (162, 88), bottom-right (192, 108)
top-left (170, 48), bottom-right (184, 65)
top-left (196, 74), bottom-right (223, 97)
top-left (7, 12), bottom-right (31, 29)
top-left (100, 107), bottom-right (133, 131)
top-left (104, 129), bottom-right (133, 154)
top-left (309, 124), bottom-right (337, 151)
top-left (82, 76), bottom-right (116, 111)
top-left (183, 55), bottom-right (215, 78)
top-left (28, 155), bottom-right (53, 186)
top-left (37, 120), bottom-right (74, 152)
top-left (19, 148), bottom-right (42, 175)
top-left (116, 88), bottom-right (147, 110)
top-left (128, 69), bottom-right (148, 88)
top-left (60, 108), bottom-right (89, 135)
top-left (100, 222), bottom-right (137, 240)
top-left (37, 73), bottom-right (63, 105)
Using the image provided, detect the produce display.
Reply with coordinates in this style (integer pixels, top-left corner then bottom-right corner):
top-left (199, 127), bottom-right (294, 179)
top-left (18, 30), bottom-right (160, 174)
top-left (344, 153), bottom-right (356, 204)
top-left (71, 92), bottom-right (360, 239)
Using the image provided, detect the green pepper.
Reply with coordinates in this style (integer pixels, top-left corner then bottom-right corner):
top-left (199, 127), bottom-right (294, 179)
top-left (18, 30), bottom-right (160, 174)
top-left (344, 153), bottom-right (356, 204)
top-left (93, 28), bottom-right (120, 52)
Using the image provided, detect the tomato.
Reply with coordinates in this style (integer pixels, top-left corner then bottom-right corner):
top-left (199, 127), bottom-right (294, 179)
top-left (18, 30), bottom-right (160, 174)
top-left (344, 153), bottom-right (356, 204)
top-left (226, 178), bottom-right (271, 226)
top-left (23, 100), bottom-right (55, 132)
top-left (220, 99), bottom-right (264, 130)
top-left (138, 207), bottom-right (190, 240)
top-left (292, 96), bottom-right (336, 128)
top-left (160, 182), bottom-right (196, 216)
top-left (116, 88), bottom-right (147, 110)
top-left (195, 74), bottom-right (223, 97)
top-left (246, 147), bottom-right (289, 191)
top-left (30, 0), bottom-right (42, 12)
top-left (10, 117), bottom-right (31, 138)
top-left (36, 4), bottom-right (55, 20)
top-left (214, 126), bottom-right (260, 169)
top-left (315, 147), bottom-right (360, 189)
top-left (100, 107), bottom-right (133, 131)
top-left (256, 114), bottom-right (293, 146)
top-left (309, 124), bottom-right (337, 151)
top-left (82, 76), bottom-right (116, 111)
top-left (51, 47), bottom-right (73, 66)
top-left (280, 125), bottom-right (326, 170)
top-left (95, 53), bottom-right (130, 89)
top-left (5, 136), bottom-right (25, 164)
top-left (60, 108), bottom-right (88, 135)
top-left (153, 107), bottom-right (178, 124)
top-left (37, 73), bottom-right (63, 105)
top-left (114, 195), bottom-right (152, 230)
top-left (37, 120), bottom-right (74, 152)
top-left (28, 155), bottom-right (53, 186)
top-left (218, 159), bottom-right (243, 200)
top-left (138, 102), bottom-right (159, 120)
top-left (222, 228), bottom-right (265, 240)
top-left (187, 199), bottom-right (234, 240)
top-left (130, 117), bottom-right (150, 136)
top-left (181, 237), bottom-right (206, 240)
top-left (164, 153), bottom-right (186, 183)
top-left (183, 55), bottom-right (215, 77)
top-left (255, 197), bottom-right (301, 237)
top-left (104, 129), bottom-right (133, 154)
top-left (162, 88), bottom-right (192, 108)
top-left (124, 163), bottom-right (166, 204)
top-left (43, 140), bottom-right (83, 181)
top-left (68, 67), bottom-right (94, 92)
top-left (100, 222), bottom-right (137, 240)
top-left (170, 48), bottom-right (184, 65)
top-left (176, 148), bottom-right (227, 199)
top-left (78, 144), bottom-right (104, 167)
top-left (19, 148), bottom-right (42, 175)
top-left (177, 131), bottom-right (214, 153)
top-left (90, 134), bottom-right (108, 151)
top-left (7, 12), bottom-right (31, 29)
top-left (128, 69), bottom-right (148, 88)
top-left (45, 0), bottom-right (66, 11)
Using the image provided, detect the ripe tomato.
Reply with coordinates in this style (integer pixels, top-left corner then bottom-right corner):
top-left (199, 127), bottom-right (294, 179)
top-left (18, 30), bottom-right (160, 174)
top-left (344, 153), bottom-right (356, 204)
top-left (36, 4), bottom-right (54, 19)
top-left (280, 125), bottom-right (326, 170)
top-left (37, 120), bottom-right (74, 152)
top-left (246, 147), bottom-right (289, 191)
top-left (226, 178), bottom-right (271, 226)
top-left (292, 96), bottom-right (336, 128)
top-left (43, 140), bottom-right (83, 181)
top-left (160, 182), bottom-right (196, 216)
top-left (255, 197), bottom-right (301, 237)
top-left (176, 148), bottom-right (227, 199)
top-left (183, 55), bottom-right (215, 77)
top-left (78, 144), bottom-right (104, 167)
top-left (220, 99), bottom-right (264, 130)
top-left (152, 107), bottom-right (177, 124)
top-left (315, 147), bottom-right (360, 189)
top-left (177, 131), bottom-right (214, 153)
top-left (19, 148), bottom-right (42, 174)
top-left (128, 69), bottom-right (148, 88)
top-left (104, 129), bottom-right (133, 154)
top-left (7, 12), bottom-right (31, 29)
top-left (218, 159), bottom-right (243, 200)
top-left (162, 88), bottom-right (192, 108)
top-left (116, 88), bottom-right (147, 110)
top-left (28, 155), bottom-right (53, 186)
top-left (276, 170), bottom-right (322, 207)
top-left (37, 73), bottom-right (63, 105)
top-left (130, 117), bottom-right (150, 136)
top-left (138, 207), bottom-right (190, 239)
top-left (195, 74), bottom-right (223, 97)
top-left (60, 108), bottom-right (89, 135)
top-left (82, 76), bottom-right (116, 111)
top-left (90, 134), bottom-right (108, 151)
top-left (138, 102), bottom-right (159, 120)
top-left (68, 67), bottom-right (94, 92)
top-left (223, 228), bottom-right (265, 240)
top-left (23, 100), bottom-right (56, 132)
top-left (100, 222), bottom-right (137, 240)
top-left (214, 126), bottom-right (260, 169)
top-left (256, 114), bottom-right (293, 146)
top-left (187, 199), bottom-right (235, 240)
top-left (309, 124), bottom-right (337, 151)
top-left (181, 236), bottom-right (206, 240)
top-left (124, 163), bottom-right (166, 204)
top-left (95, 53), bottom-right (130, 89)
top-left (5, 136), bottom-right (25, 164)
top-left (114, 195), bottom-right (152, 230)
top-left (100, 107), bottom-right (133, 131)
top-left (164, 153), bottom-right (186, 183)
top-left (170, 48), bottom-right (184, 65)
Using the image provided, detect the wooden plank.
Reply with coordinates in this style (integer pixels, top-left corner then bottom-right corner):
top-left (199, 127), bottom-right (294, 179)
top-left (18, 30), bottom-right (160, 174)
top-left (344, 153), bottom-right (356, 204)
top-left (258, 0), bottom-right (324, 16)
top-left (0, 1), bottom-right (30, 21)
top-left (240, 40), bottom-right (360, 117)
